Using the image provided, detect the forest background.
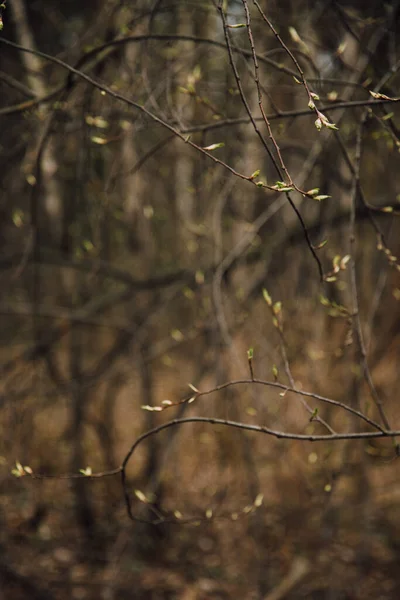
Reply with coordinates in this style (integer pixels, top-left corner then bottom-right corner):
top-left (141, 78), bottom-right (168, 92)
top-left (1, 1), bottom-right (400, 598)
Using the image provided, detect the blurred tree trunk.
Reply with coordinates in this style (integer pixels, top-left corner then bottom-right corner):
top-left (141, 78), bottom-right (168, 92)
top-left (10, 0), bottom-right (63, 242)
top-left (69, 315), bottom-right (97, 547)
top-left (174, 6), bottom-right (196, 262)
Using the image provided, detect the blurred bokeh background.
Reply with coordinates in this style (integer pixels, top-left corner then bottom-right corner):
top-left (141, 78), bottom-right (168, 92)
top-left (1, 1), bottom-right (400, 598)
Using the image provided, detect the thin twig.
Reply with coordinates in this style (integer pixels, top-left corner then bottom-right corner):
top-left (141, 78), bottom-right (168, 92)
top-left (217, 2), bottom-right (323, 279)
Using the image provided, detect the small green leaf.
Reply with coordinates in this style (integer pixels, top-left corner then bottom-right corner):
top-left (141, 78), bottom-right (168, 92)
top-left (11, 462), bottom-right (25, 477)
top-left (134, 489), bottom-right (148, 503)
top-left (315, 118), bottom-right (322, 131)
top-left (333, 255), bottom-right (341, 269)
top-left (262, 288), bottom-right (272, 306)
top-left (203, 142), bottom-right (225, 151)
top-left (171, 329), bottom-right (184, 341)
top-left (85, 115), bottom-right (109, 128)
top-left (288, 27), bottom-right (301, 43)
top-left (79, 467), bottom-right (92, 476)
top-left (192, 64), bottom-right (202, 81)
top-left (317, 112), bottom-right (338, 130)
top-left (247, 347), bottom-right (254, 360)
top-left (26, 174), bottom-right (36, 186)
top-left (340, 255), bottom-right (351, 269)
top-left (272, 181), bottom-right (294, 192)
top-left (254, 493), bottom-right (264, 507)
top-left (12, 209), bottom-right (25, 227)
top-left (319, 295), bottom-right (330, 306)
top-left (91, 136), bottom-right (108, 145)
top-left (369, 91), bottom-right (394, 100)
top-left (272, 301), bottom-right (282, 315)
